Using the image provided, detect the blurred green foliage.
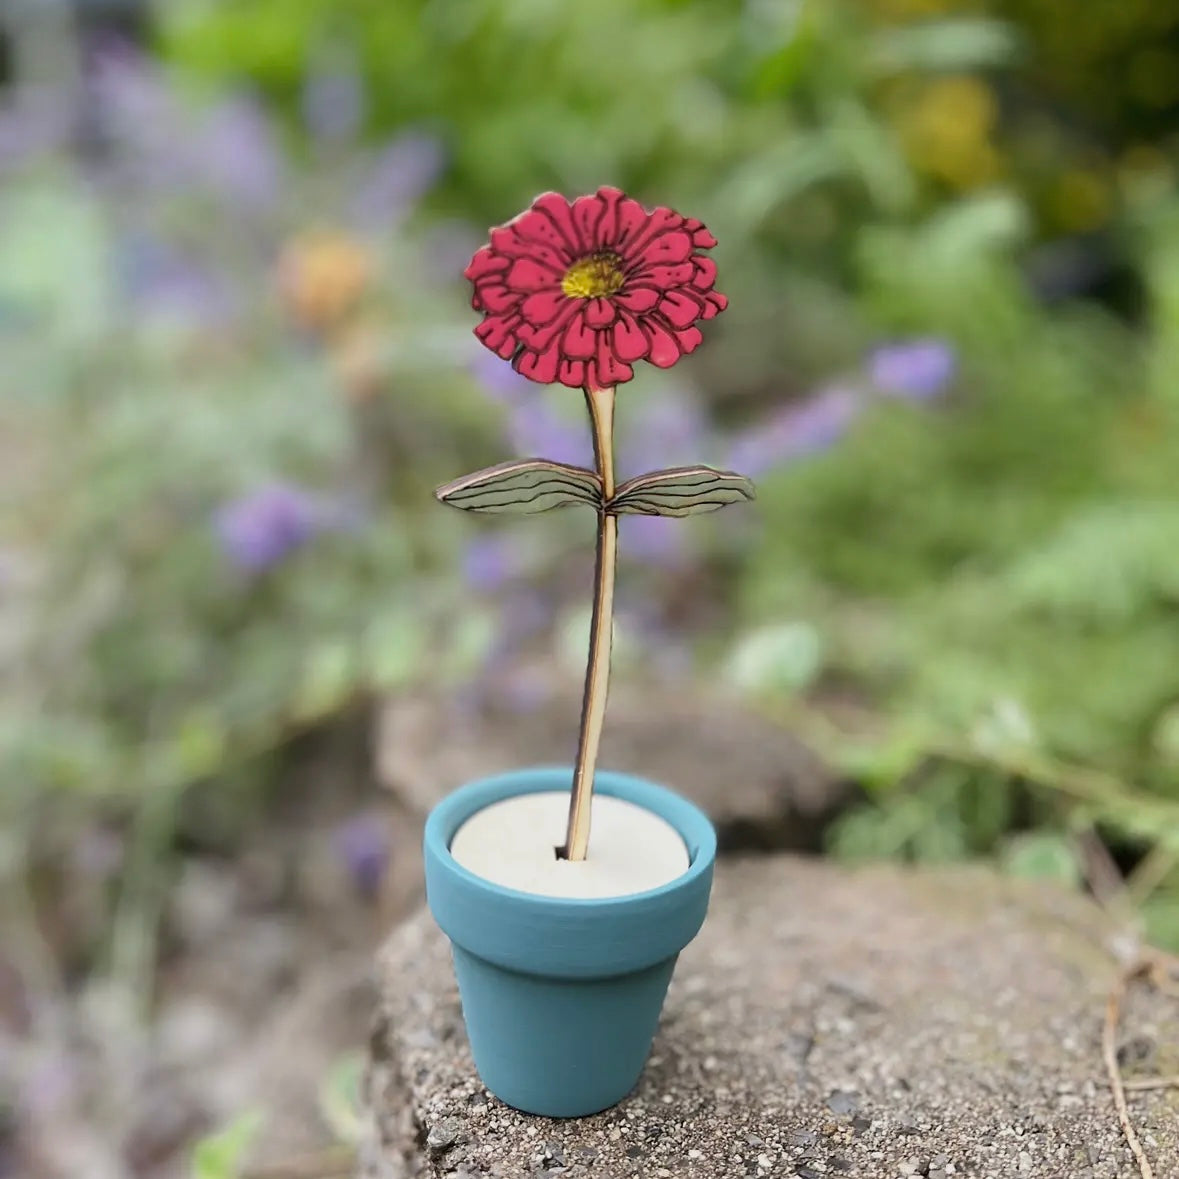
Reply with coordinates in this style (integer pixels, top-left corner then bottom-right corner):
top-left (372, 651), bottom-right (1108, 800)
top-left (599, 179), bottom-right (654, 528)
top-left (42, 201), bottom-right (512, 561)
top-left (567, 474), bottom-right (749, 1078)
top-left (3, 0), bottom-right (1179, 955)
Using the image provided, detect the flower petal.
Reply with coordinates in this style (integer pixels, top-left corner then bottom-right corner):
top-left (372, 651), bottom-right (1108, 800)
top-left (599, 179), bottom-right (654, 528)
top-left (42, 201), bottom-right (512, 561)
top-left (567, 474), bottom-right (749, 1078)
top-left (591, 187), bottom-right (627, 247)
top-left (621, 206), bottom-right (684, 260)
top-left (530, 192), bottom-right (580, 253)
top-left (690, 255), bottom-right (718, 291)
top-left (515, 345), bottom-right (561, 384)
top-left (630, 262), bottom-right (696, 289)
top-left (615, 285), bottom-right (659, 313)
top-left (638, 230), bottom-right (693, 267)
top-left (474, 282), bottom-right (518, 314)
top-left (464, 245), bottom-right (509, 282)
top-left (521, 288), bottom-right (569, 325)
top-left (518, 302), bottom-right (579, 351)
top-left (603, 193), bottom-right (650, 251)
top-left (571, 194), bottom-right (605, 252)
top-left (584, 297), bottom-right (616, 328)
top-left (506, 257), bottom-right (561, 292)
top-left (701, 291), bottom-right (727, 319)
top-left (562, 313), bottom-right (597, 360)
top-left (612, 310), bottom-right (650, 362)
top-left (658, 288), bottom-right (705, 330)
top-left (684, 218), bottom-right (717, 249)
top-left (558, 358), bottom-right (586, 388)
top-left (509, 208), bottom-right (575, 261)
top-left (476, 313), bottom-right (523, 359)
top-left (641, 317), bottom-right (683, 368)
top-left (673, 324), bottom-right (703, 355)
top-left (592, 333), bottom-right (634, 387)
top-left (490, 226), bottom-right (566, 272)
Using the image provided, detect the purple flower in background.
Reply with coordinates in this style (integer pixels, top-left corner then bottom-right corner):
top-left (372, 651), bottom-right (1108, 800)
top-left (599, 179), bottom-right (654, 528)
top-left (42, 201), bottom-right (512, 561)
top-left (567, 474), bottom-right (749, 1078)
top-left (500, 589), bottom-right (554, 643)
top-left (198, 95), bottom-right (285, 209)
top-left (19, 1057), bottom-right (78, 1119)
top-left (506, 399), bottom-right (593, 467)
top-left (470, 348), bottom-right (534, 402)
top-left (333, 812), bottom-right (390, 898)
top-left (351, 131), bottom-right (445, 229)
top-left (86, 41), bottom-right (188, 183)
top-left (462, 534), bottom-right (518, 591)
top-left (214, 483), bottom-right (331, 573)
top-left (0, 86), bottom-right (71, 173)
top-left (620, 514), bottom-right (689, 568)
top-left (620, 393), bottom-right (709, 475)
top-left (869, 339), bottom-right (956, 401)
top-left (424, 219), bottom-right (485, 283)
top-left (117, 233), bottom-right (235, 325)
top-left (302, 46), bottom-right (366, 142)
top-left (725, 386), bottom-right (861, 476)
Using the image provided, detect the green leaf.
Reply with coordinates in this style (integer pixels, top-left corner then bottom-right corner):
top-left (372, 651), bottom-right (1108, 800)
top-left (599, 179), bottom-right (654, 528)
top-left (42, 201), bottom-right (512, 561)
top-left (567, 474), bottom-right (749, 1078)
top-left (869, 18), bottom-right (1023, 74)
top-left (318, 1051), bottom-right (365, 1146)
top-left (435, 460), bottom-right (602, 514)
top-left (722, 622), bottom-right (823, 695)
top-left (610, 466), bottom-right (756, 518)
top-left (1000, 832), bottom-right (1082, 886)
top-left (191, 1111), bottom-right (263, 1179)
top-left (365, 611), bottom-right (427, 690)
top-left (291, 640), bottom-right (357, 722)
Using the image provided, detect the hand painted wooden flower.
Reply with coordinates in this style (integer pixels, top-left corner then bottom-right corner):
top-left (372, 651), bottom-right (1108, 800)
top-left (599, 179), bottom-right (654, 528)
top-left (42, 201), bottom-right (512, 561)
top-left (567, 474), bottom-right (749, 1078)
top-left (439, 188), bottom-right (753, 863)
top-left (464, 186), bottom-right (727, 389)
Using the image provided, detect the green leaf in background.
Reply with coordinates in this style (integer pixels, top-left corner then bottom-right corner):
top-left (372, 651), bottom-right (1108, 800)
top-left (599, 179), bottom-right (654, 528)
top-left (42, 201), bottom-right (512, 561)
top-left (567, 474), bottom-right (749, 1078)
top-left (869, 18), bottom-right (1024, 75)
top-left (317, 1051), bottom-right (365, 1146)
top-left (1141, 892), bottom-right (1179, 954)
top-left (721, 622), bottom-right (824, 696)
top-left (291, 640), bottom-right (358, 723)
top-left (365, 610), bottom-right (428, 690)
top-left (1000, 832), bottom-right (1083, 887)
top-left (0, 181), bottom-right (110, 346)
top-left (191, 1111), bottom-right (263, 1179)
top-left (969, 697), bottom-right (1038, 759)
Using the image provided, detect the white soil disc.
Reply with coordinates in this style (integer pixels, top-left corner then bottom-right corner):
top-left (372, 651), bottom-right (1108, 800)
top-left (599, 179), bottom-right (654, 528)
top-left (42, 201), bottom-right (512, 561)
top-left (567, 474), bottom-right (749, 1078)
top-left (449, 790), bottom-right (689, 900)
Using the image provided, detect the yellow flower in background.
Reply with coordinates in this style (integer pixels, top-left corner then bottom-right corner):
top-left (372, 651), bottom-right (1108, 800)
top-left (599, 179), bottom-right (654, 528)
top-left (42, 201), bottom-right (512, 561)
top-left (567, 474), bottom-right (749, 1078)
top-left (1050, 169), bottom-right (1112, 234)
top-left (277, 229), bottom-right (372, 334)
top-left (330, 318), bottom-right (388, 405)
top-left (896, 75), bottom-right (1001, 190)
top-left (1118, 144), bottom-right (1174, 207)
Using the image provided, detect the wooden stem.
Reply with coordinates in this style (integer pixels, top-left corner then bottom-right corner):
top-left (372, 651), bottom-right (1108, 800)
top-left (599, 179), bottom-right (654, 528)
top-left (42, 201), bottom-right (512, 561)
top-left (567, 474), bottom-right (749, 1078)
top-left (561, 386), bottom-right (617, 861)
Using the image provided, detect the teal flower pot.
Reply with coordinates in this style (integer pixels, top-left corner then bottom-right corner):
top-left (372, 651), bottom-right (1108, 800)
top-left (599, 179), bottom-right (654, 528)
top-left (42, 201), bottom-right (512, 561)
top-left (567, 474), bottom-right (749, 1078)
top-left (424, 767), bottom-right (716, 1118)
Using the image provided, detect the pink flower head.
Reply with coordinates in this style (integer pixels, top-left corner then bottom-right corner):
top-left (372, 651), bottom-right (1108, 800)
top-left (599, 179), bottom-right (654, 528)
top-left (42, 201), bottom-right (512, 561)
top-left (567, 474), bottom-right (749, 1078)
top-left (464, 187), bottom-right (727, 390)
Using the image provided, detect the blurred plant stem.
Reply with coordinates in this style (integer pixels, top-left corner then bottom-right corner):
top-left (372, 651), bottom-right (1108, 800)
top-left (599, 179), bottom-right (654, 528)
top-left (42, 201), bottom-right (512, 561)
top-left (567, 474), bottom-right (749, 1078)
top-left (108, 771), bottom-right (184, 1010)
top-left (0, 817), bottom-right (67, 1012)
top-left (776, 700), bottom-right (1179, 871)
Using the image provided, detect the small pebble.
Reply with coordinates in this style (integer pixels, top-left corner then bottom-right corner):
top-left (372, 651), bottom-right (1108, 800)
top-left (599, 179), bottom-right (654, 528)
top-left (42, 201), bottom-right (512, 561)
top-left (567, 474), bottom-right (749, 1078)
top-left (426, 1118), bottom-right (462, 1152)
top-left (827, 1091), bottom-right (859, 1116)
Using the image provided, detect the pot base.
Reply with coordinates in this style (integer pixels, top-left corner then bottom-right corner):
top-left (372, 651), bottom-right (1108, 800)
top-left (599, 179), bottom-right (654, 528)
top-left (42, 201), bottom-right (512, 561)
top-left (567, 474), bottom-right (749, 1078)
top-left (453, 945), bottom-right (677, 1117)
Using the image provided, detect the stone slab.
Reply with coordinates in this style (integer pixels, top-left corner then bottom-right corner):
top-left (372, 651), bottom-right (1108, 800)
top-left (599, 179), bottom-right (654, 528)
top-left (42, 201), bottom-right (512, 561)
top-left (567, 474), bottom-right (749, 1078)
top-left (360, 858), bottom-right (1178, 1179)
top-left (376, 686), bottom-right (841, 850)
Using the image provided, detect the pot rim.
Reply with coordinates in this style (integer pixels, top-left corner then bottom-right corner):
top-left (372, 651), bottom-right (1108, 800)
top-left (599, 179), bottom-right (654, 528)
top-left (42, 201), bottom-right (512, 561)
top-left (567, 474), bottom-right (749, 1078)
top-left (425, 766), bottom-right (716, 978)
top-left (424, 764), bottom-right (716, 910)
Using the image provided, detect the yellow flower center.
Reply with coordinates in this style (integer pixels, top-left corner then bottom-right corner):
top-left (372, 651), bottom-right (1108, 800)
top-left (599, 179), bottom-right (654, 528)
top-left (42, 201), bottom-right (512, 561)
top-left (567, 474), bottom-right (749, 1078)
top-left (561, 251), bottom-right (626, 299)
